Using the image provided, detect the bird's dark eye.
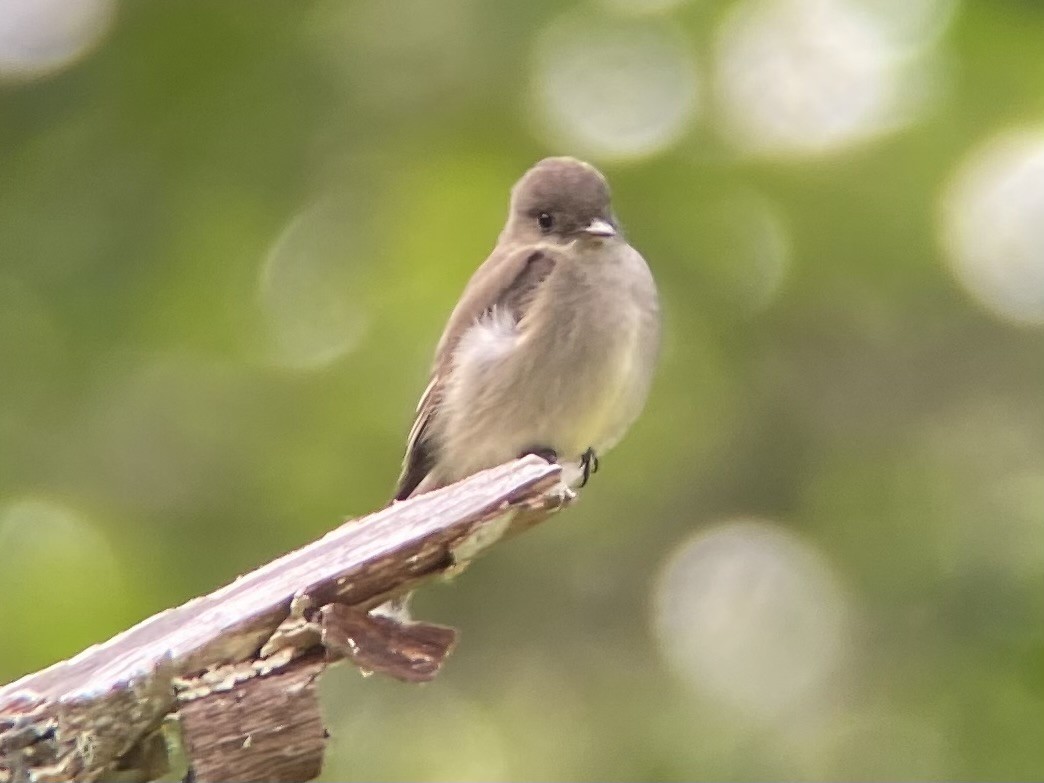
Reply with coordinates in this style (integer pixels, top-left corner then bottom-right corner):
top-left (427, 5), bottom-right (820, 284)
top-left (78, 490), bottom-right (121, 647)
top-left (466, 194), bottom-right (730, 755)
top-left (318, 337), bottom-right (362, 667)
top-left (537, 212), bottom-right (554, 231)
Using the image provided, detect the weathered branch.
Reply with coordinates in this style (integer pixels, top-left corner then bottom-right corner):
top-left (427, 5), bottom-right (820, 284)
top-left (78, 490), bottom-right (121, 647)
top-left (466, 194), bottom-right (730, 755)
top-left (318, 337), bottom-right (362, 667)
top-left (0, 457), bottom-right (565, 783)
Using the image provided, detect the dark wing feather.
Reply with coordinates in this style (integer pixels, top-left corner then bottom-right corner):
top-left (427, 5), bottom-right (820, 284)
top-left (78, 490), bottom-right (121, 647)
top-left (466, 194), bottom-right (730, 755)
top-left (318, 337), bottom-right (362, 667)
top-left (392, 376), bottom-right (441, 500)
top-left (393, 244), bottom-right (557, 500)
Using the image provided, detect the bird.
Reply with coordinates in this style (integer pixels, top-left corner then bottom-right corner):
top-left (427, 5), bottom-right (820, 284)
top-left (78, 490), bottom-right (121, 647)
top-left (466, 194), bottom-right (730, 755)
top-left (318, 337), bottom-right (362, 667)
top-left (394, 156), bottom-right (660, 502)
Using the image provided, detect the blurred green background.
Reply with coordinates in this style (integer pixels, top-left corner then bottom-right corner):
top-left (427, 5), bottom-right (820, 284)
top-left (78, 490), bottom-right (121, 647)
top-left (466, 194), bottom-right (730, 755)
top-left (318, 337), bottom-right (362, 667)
top-left (2, 0), bottom-right (1044, 779)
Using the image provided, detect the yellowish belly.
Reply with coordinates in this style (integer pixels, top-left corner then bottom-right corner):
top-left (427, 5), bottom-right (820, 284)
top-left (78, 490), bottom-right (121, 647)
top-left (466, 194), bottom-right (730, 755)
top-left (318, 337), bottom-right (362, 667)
top-left (561, 320), bottom-right (643, 457)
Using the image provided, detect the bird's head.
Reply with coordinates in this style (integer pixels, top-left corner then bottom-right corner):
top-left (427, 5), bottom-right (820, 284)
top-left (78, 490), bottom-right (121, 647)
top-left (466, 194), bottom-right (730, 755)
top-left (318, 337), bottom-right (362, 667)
top-left (504, 156), bottom-right (618, 245)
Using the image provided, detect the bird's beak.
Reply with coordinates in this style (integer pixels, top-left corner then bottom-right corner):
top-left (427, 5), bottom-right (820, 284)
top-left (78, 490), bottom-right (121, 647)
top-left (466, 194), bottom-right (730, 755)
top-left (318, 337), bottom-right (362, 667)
top-left (583, 218), bottom-right (616, 238)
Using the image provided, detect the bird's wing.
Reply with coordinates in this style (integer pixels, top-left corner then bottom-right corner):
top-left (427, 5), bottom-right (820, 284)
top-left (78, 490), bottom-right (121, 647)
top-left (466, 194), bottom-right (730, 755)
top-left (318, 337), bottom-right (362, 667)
top-left (393, 243), bottom-right (558, 500)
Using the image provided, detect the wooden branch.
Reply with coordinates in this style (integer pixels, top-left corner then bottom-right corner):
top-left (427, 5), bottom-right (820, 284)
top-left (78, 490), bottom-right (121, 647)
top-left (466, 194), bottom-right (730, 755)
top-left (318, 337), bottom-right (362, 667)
top-left (0, 457), bottom-right (565, 783)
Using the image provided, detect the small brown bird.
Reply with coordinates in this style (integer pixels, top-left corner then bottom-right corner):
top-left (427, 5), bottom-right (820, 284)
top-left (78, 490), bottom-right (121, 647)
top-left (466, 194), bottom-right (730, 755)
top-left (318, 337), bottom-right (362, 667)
top-left (394, 156), bottom-right (660, 500)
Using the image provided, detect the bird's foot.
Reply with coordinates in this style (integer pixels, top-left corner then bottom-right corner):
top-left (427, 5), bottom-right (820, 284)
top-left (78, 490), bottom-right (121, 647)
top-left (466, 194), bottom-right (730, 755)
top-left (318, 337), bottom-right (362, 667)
top-left (579, 447), bottom-right (599, 487)
top-left (519, 446), bottom-right (558, 464)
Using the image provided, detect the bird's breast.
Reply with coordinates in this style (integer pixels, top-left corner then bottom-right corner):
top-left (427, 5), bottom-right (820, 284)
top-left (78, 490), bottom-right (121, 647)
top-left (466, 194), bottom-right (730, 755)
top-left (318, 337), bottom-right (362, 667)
top-left (436, 241), bottom-right (659, 477)
top-left (527, 244), bottom-right (659, 455)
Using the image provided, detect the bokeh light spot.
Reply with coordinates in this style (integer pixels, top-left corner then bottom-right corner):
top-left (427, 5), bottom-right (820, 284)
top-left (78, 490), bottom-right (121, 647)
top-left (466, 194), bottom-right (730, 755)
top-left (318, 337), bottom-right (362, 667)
top-left (259, 200), bottom-right (369, 370)
top-left (714, 0), bottom-right (952, 156)
top-left (653, 519), bottom-right (849, 718)
top-left (531, 12), bottom-right (699, 161)
top-left (940, 129), bottom-right (1044, 327)
top-left (861, 0), bottom-right (959, 48)
top-left (0, 0), bottom-right (115, 81)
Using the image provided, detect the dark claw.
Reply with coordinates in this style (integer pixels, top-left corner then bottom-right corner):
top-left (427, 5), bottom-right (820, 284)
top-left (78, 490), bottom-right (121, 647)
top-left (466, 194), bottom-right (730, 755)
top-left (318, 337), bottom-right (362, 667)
top-left (579, 447), bottom-right (599, 487)
top-left (520, 446), bottom-right (558, 464)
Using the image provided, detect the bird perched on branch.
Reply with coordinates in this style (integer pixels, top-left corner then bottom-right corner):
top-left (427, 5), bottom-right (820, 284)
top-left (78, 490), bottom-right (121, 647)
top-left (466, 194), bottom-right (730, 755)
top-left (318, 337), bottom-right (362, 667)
top-left (394, 156), bottom-right (661, 501)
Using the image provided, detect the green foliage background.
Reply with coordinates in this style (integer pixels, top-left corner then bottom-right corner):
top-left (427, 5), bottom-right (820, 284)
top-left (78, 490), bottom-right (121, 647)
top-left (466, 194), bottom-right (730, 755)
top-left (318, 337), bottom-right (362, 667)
top-left (2, 1), bottom-right (1044, 779)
